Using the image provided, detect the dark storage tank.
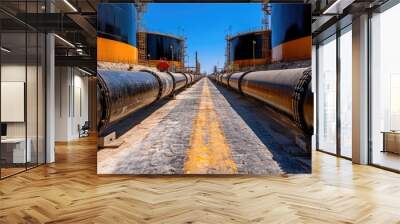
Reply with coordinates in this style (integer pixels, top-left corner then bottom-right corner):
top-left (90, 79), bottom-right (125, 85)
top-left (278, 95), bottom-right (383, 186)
top-left (228, 30), bottom-right (270, 68)
top-left (97, 3), bottom-right (136, 46)
top-left (145, 32), bottom-right (183, 63)
top-left (97, 3), bottom-right (138, 64)
top-left (270, 3), bottom-right (311, 63)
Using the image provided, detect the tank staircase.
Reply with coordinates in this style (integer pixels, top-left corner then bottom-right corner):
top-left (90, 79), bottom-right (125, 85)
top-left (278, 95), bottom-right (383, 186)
top-left (137, 32), bottom-right (147, 65)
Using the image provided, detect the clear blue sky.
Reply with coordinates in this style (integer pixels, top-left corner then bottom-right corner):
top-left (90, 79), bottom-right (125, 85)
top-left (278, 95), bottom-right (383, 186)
top-left (143, 3), bottom-right (263, 73)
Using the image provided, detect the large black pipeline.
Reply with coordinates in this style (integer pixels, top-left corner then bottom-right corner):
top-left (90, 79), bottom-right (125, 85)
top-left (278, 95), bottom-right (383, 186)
top-left (183, 72), bottom-right (192, 86)
top-left (221, 72), bottom-right (233, 86)
top-left (210, 67), bottom-right (313, 134)
top-left (168, 72), bottom-right (187, 91)
top-left (141, 69), bottom-right (174, 99)
top-left (98, 69), bottom-right (202, 134)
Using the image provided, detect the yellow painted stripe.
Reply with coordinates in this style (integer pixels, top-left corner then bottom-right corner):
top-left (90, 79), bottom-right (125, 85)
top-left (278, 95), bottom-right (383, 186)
top-left (184, 80), bottom-right (238, 174)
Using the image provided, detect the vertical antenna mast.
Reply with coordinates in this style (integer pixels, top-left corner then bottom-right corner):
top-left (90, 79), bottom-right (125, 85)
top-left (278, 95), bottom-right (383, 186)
top-left (135, 1), bottom-right (147, 32)
top-left (135, 1), bottom-right (147, 64)
top-left (262, 2), bottom-right (271, 64)
top-left (262, 2), bottom-right (271, 30)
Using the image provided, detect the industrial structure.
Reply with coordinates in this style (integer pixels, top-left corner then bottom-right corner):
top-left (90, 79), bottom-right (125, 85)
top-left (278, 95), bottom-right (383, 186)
top-left (96, 3), bottom-right (202, 145)
top-left (226, 30), bottom-right (271, 71)
top-left (1, 0), bottom-right (400, 222)
top-left (97, 3), bottom-right (138, 65)
top-left (215, 3), bottom-right (313, 152)
top-left (269, 4), bottom-right (311, 64)
top-left (137, 31), bottom-right (185, 69)
top-left (97, 70), bottom-right (201, 138)
top-left (209, 67), bottom-right (312, 151)
top-left (225, 3), bottom-right (311, 71)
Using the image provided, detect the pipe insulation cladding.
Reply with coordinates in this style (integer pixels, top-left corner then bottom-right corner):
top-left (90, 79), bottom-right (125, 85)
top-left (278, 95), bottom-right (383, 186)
top-left (168, 72), bottom-right (187, 91)
top-left (97, 69), bottom-right (202, 134)
top-left (211, 67), bottom-right (313, 134)
top-left (97, 70), bottom-right (160, 133)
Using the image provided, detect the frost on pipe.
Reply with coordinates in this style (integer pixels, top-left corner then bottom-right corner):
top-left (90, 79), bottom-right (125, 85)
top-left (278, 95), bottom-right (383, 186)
top-left (97, 69), bottom-right (160, 133)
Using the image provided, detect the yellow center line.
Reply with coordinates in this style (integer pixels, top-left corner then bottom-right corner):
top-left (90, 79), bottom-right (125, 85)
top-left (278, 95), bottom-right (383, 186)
top-left (184, 80), bottom-right (238, 174)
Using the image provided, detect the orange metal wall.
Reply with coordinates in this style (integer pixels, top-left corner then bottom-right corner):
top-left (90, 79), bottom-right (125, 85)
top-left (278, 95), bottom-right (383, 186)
top-left (232, 58), bottom-right (269, 68)
top-left (229, 35), bottom-right (311, 69)
top-left (271, 36), bottom-right (311, 63)
top-left (97, 37), bottom-right (138, 64)
top-left (143, 60), bottom-right (184, 69)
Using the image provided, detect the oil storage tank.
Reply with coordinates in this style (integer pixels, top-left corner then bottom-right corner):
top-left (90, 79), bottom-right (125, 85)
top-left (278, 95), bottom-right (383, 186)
top-left (97, 3), bottom-right (138, 64)
top-left (227, 30), bottom-right (270, 69)
top-left (270, 4), bottom-right (311, 63)
top-left (138, 32), bottom-right (184, 69)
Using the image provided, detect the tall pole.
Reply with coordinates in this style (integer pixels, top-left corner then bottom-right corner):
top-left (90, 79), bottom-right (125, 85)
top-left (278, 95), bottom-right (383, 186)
top-left (170, 45), bottom-right (174, 61)
top-left (195, 51), bottom-right (198, 74)
top-left (252, 40), bottom-right (256, 68)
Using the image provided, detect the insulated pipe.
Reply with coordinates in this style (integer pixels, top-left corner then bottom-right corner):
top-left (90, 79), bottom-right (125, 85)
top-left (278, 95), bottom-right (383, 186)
top-left (219, 73), bottom-right (224, 83)
top-left (168, 72), bottom-right (187, 91)
top-left (227, 72), bottom-right (242, 90)
top-left (221, 73), bottom-right (233, 86)
top-left (303, 84), bottom-right (313, 132)
top-left (97, 69), bottom-right (202, 135)
top-left (189, 73), bottom-right (194, 85)
top-left (228, 71), bottom-right (252, 91)
top-left (216, 73), bottom-right (224, 83)
top-left (141, 70), bottom-right (174, 98)
top-left (215, 73), bottom-right (219, 82)
top-left (209, 73), bottom-right (217, 81)
top-left (167, 71), bottom-right (177, 93)
top-left (194, 74), bottom-right (201, 82)
top-left (179, 72), bottom-right (189, 87)
top-left (97, 69), bottom-right (160, 133)
top-left (181, 72), bottom-right (192, 87)
top-left (240, 67), bottom-right (313, 133)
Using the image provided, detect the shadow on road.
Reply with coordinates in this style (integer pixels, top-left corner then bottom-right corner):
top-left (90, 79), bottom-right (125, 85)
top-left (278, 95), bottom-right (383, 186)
top-left (100, 98), bottom-right (170, 138)
top-left (211, 79), bottom-right (311, 174)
